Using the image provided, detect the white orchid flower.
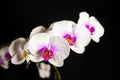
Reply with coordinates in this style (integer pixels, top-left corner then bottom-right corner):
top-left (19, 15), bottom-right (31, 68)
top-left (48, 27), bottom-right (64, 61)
top-left (28, 32), bottom-right (70, 67)
top-left (36, 62), bottom-right (51, 78)
top-left (78, 11), bottom-right (104, 43)
top-left (49, 20), bottom-right (91, 54)
top-left (0, 46), bottom-right (11, 69)
top-left (9, 38), bottom-right (30, 65)
top-left (9, 26), bottom-right (47, 65)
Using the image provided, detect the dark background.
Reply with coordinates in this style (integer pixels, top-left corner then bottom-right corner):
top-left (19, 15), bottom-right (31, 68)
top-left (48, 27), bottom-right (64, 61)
top-left (0, 0), bottom-right (118, 80)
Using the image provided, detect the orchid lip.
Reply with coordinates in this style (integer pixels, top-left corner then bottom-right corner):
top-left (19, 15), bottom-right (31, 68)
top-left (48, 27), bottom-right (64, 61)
top-left (39, 47), bottom-right (54, 61)
top-left (63, 34), bottom-right (77, 46)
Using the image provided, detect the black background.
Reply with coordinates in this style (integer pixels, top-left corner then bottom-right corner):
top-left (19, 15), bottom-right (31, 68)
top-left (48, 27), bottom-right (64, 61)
top-left (0, 0), bottom-right (118, 80)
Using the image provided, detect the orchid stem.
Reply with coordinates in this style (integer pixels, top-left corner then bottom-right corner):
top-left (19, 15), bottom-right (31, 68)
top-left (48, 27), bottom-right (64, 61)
top-left (26, 60), bottom-right (31, 69)
top-left (54, 66), bottom-right (61, 80)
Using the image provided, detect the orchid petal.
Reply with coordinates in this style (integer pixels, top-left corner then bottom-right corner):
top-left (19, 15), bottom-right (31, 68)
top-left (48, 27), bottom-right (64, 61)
top-left (36, 62), bottom-right (51, 78)
top-left (50, 20), bottom-right (75, 37)
top-left (78, 11), bottom-right (89, 24)
top-left (72, 24), bottom-right (91, 54)
top-left (90, 16), bottom-right (104, 42)
top-left (30, 26), bottom-right (46, 38)
top-left (11, 55), bottom-right (25, 65)
top-left (0, 60), bottom-right (9, 69)
top-left (0, 46), bottom-right (9, 58)
top-left (30, 54), bottom-right (43, 62)
top-left (28, 33), bottom-right (49, 57)
top-left (50, 36), bottom-right (70, 59)
top-left (49, 36), bottom-right (70, 67)
top-left (0, 46), bottom-right (9, 69)
top-left (9, 38), bottom-right (26, 64)
top-left (49, 57), bottom-right (64, 67)
top-left (70, 46), bottom-right (85, 54)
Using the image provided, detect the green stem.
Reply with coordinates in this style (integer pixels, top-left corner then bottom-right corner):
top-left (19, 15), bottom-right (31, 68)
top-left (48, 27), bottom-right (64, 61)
top-left (54, 66), bottom-right (61, 80)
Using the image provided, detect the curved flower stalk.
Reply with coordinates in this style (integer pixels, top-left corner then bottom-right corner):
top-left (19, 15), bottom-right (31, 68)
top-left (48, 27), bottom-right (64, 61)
top-left (28, 32), bottom-right (70, 67)
top-left (0, 46), bottom-right (11, 69)
top-left (36, 62), bottom-right (51, 79)
top-left (77, 11), bottom-right (104, 43)
top-left (49, 20), bottom-right (91, 54)
top-left (9, 26), bottom-right (46, 65)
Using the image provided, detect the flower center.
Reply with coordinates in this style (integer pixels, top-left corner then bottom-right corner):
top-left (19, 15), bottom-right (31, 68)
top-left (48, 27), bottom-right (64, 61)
top-left (40, 47), bottom-right (54, 61)
top-left (23, 50), bottom-right (29, 58)
top-left (85, 24), bottom-right (95, 35)
top-left (64, 34), bottom-right (77, 46)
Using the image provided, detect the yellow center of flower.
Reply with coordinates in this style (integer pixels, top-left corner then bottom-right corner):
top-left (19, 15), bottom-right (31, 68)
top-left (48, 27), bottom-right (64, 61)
top-left (67, 37), bottom-right (75, 45)
top-left (23, 50), bottom-right (29, 58)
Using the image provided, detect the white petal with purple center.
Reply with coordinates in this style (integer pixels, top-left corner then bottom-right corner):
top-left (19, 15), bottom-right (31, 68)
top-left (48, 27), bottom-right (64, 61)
top-left (28, 33), bottom-right (50, 57)
top-left (89, 16), bottom-right (104, 42)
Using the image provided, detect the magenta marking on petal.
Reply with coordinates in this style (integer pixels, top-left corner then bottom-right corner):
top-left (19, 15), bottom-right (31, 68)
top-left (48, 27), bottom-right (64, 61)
top-left (73, 36), bottom-right (77, 42)
top-left (63, 34), bottom-right (77, 46)
top-left (0, 58), bottom-right (4, 65)
top-left (37, 44), bottom-right (47, 54)
top-left (63, 34), bottom-right (70, 39)
top-left (40, 47), bottom-right (47, 53)
top-left (50, 45), bottom-right (57, 54)
top-left (90, 26), bottom-right (95, 35)
top-left (5, 51), bottom-right (11, 60)
top-left (85, 23), bottom-right (95, 35)
top-left (85, 24), bottom-right (90, 29)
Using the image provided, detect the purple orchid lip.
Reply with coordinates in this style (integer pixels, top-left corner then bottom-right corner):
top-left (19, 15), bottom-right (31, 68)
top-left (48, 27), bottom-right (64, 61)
top-left (63, 34), bottom-right (77, 46)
